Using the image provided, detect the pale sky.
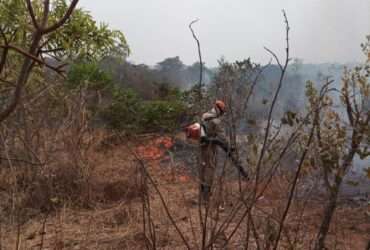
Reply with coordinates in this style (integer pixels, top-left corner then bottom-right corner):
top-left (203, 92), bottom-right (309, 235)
top-left (79, 0), bottom-right (370, 67)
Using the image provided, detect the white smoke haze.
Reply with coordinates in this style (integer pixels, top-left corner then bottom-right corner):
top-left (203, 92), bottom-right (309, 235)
top-left (79, 0), bottom-right (370, 66)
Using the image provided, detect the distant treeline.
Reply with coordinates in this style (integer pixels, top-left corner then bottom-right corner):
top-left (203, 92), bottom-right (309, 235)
top-left (99, 55), bottom-right (352, 117)
top-left (100, 56), bottom-right (214, 99)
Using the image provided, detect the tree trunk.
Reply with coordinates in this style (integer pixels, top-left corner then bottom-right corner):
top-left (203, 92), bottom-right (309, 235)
top-left (314, 184), bottom-right (340, 250)
top-left (0, 31), bottom-right (42, 123)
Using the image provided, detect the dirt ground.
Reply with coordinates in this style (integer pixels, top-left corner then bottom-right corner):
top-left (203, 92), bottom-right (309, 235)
top-left (1, 135), bottom-right (369, 249)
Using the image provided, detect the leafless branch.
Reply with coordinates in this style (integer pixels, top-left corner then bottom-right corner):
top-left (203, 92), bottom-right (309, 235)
top-left (189, 19), bottom-right (203, 102)
top-left (243, 60), bottom-right (272, 113)
top-left (0, 47), bottom-right (8, 75)
top-left (264, 47), bottom-right (283, 71)
top-left (272, 116), bottom-right (317, 249)
top-left (40, 47), bottom-right (65, 54)
top-left (255, 9), bottom-right (291, 198)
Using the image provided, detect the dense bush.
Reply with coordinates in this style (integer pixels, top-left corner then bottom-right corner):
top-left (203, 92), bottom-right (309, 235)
top-left (67, 62), bottom-right (113, 90)
top-left (100, 87), bottom-right (186, 132)
top-left (140, 100), bottom-right (186, 131)
top-left (99, 88), bottom-right (141, 131)
top-left (66, 62), bottom-right (188, 133)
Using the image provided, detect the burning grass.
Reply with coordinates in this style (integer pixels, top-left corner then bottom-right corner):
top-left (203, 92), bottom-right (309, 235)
top-left (135, 136), bottom-right (173, 161)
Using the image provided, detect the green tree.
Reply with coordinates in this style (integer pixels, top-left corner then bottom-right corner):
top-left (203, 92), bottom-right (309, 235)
top-left (156, 56), bottom-right (187, 87)
top-left (0, 0), bottom-right (129, 123)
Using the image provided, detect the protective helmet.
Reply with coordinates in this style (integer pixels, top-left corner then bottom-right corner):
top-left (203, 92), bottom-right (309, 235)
top-left (215, 100), bottom-right (226, 113)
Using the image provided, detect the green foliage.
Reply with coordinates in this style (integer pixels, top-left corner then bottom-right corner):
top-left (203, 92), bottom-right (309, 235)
top-left (99, 87), bottom-right (186, 132)
top-left (157, 56), bottom-right (185, 72)
top-left (0, 0), bottom-right (28, 43)
top-left (140, 100), bottom-right (186, 131)
top-left (99, 88), bottom-right (141, 130)
top-left (67, 62), bottom-right (112, 90)
top-left (0, 0), bottom-right (130, 121)
top-left (305, 81), bottom-right (318, 106)
top-left (181, 84), bottom-right (212, 116)
top-left (0, 0), bottom-right (129, 62)
top-left (281, 111), bottom-right (299, 126)
top-left (156, 82), bottom-right (183, 100)
top-left (46, 2), bottom-right (130, 61)
top-left (66, 62), bottom-right (187, 133)
top-left (305, 35), bottom-right (370, 181)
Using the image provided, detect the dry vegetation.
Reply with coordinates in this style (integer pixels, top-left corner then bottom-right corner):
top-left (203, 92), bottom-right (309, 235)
top-left (0, 134), bottom-right (368, 249)
top-left (0, 1), bottom-right (369, 249)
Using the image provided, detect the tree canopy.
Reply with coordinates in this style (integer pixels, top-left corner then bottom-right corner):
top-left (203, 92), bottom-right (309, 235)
top-left (0, 0), bottom-right (130, 123)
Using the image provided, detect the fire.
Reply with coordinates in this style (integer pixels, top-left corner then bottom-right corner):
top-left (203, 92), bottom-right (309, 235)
top-left (135, 136), bottom-right (174, 161)
top-left (136, 146), bottom-right (162, 160)
top-left (179, 175), bottom-right (190, 182)
top-left (135, 136), bottom-right (192, 183)
top-left (155, 137), bottom-right (173, 149)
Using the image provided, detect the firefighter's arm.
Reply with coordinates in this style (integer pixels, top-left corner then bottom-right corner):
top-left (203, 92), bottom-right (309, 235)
top-left (201, 113), bottom-right (215, 123)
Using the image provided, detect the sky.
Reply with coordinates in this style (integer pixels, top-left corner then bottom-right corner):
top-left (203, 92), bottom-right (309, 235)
top-left (79, 0), bottom-right (370, 67)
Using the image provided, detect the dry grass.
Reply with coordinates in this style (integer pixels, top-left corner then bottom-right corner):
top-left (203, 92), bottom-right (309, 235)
top-left (0, 133), bottom-right (369, 249)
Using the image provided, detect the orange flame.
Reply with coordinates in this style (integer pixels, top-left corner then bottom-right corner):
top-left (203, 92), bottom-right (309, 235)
top-left (136, 136), bottom-right (174, 161)
top-left (179, 175), bottom-right (190, 182)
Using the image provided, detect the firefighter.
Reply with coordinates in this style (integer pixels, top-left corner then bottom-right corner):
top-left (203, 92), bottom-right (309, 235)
top-left (199, 100), bottom-right (227, 203)
top-left (184, 100), bottom-right (248, 203)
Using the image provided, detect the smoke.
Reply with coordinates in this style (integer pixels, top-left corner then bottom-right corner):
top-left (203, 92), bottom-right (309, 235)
top-left (79, 0), bottom-right (370, 66)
